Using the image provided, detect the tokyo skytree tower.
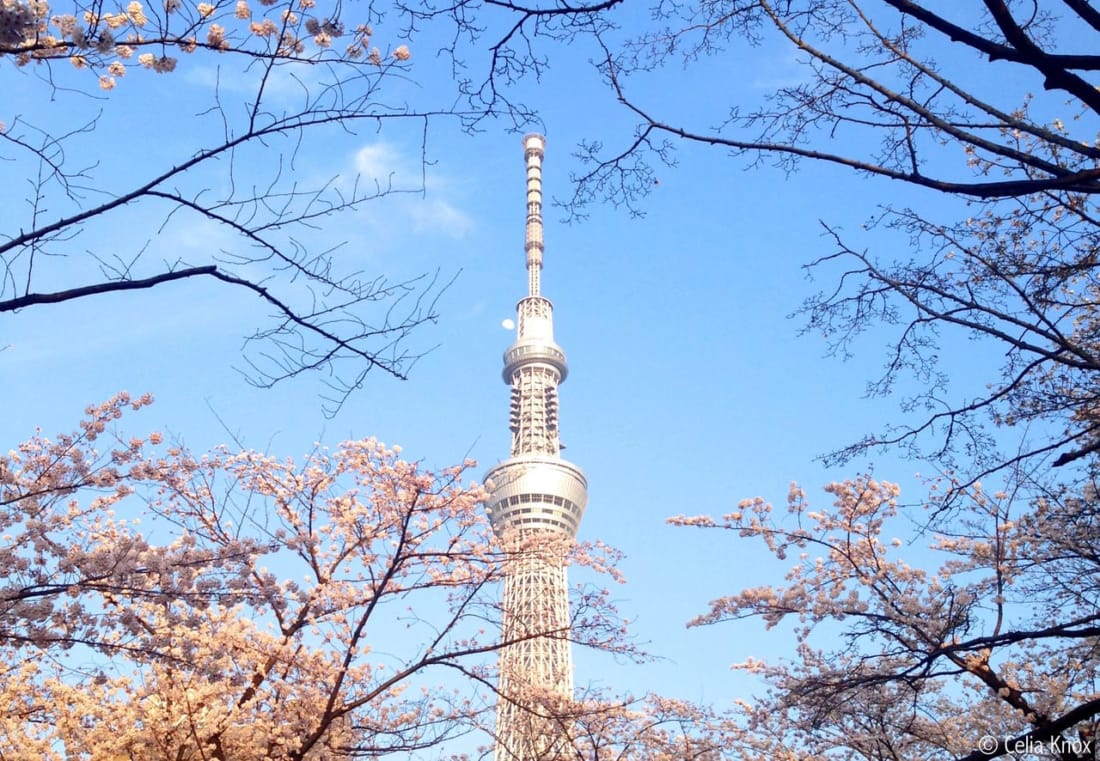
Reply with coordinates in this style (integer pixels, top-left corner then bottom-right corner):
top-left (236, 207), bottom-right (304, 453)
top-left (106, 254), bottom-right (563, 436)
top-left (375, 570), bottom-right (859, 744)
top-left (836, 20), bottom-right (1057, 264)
top-left (484, 134), bottom-right (588, 761)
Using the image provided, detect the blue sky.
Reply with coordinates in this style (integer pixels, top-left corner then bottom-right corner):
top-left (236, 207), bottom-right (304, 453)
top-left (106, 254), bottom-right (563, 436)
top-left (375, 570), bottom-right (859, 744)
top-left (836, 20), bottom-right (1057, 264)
top-left (0, 0), bottom-right (1000, 717)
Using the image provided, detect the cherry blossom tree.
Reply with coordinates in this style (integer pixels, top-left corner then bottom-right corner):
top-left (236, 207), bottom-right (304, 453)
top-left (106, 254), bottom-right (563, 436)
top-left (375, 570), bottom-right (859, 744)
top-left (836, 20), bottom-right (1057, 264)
top-left (672, 473), bottom-right (1100, 761)
top-left (1, 0), bottom-right (453, 413)
top-left (0, 393), bottom-right (634, 759)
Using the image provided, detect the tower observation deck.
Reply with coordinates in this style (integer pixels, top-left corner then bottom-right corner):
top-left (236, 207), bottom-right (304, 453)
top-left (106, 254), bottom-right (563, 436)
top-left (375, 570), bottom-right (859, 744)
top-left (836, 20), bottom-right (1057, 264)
top-left (485, 134), bottom-right (588, 761)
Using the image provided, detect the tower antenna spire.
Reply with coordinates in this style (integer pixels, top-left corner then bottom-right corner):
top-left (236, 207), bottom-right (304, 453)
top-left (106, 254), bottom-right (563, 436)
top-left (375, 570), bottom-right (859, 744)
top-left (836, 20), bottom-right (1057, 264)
top-left (486, 134), bottom-right (589, 761)
top-left (524, 133), bottom-right (545, 298)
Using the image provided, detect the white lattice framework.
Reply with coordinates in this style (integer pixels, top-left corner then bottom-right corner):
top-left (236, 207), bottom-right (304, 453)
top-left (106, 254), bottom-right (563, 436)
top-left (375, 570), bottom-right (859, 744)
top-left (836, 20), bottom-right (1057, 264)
top-left (484, 134), bottom-right (588, 761)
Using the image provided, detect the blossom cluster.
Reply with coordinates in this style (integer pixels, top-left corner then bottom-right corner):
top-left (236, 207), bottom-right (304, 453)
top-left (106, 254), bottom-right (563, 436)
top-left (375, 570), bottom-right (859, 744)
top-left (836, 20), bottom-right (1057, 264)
top-left (0, 0), bottom-right (42, 47)
top-left (0, 0), bottom-right (411, 89)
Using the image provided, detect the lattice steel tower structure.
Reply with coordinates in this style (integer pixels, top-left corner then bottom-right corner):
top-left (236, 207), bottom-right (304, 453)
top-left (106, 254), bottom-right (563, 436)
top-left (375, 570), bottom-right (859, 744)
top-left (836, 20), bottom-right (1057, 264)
top-left (484, 134), bottom-right (588, 761)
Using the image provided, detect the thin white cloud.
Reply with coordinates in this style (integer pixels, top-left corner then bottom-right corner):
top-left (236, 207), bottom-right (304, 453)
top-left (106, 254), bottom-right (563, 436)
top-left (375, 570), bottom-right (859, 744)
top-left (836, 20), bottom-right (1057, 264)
top-left (354, 142), bottom-right (404, 181)
top-left (409, 198), bottom-right (474, 238)
top-left (348, 140), bottom-right (474, 239)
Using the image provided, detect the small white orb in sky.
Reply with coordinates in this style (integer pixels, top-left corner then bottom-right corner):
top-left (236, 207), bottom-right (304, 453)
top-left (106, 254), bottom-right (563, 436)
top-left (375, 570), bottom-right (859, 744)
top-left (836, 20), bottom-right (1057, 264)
top-left (501, 318), bottom-right (516, 330)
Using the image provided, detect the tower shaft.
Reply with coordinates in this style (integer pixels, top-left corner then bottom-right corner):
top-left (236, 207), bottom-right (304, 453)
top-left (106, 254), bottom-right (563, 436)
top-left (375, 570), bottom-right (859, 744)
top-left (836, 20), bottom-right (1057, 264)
top-left (485, 135), bottom-right (588, 761)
